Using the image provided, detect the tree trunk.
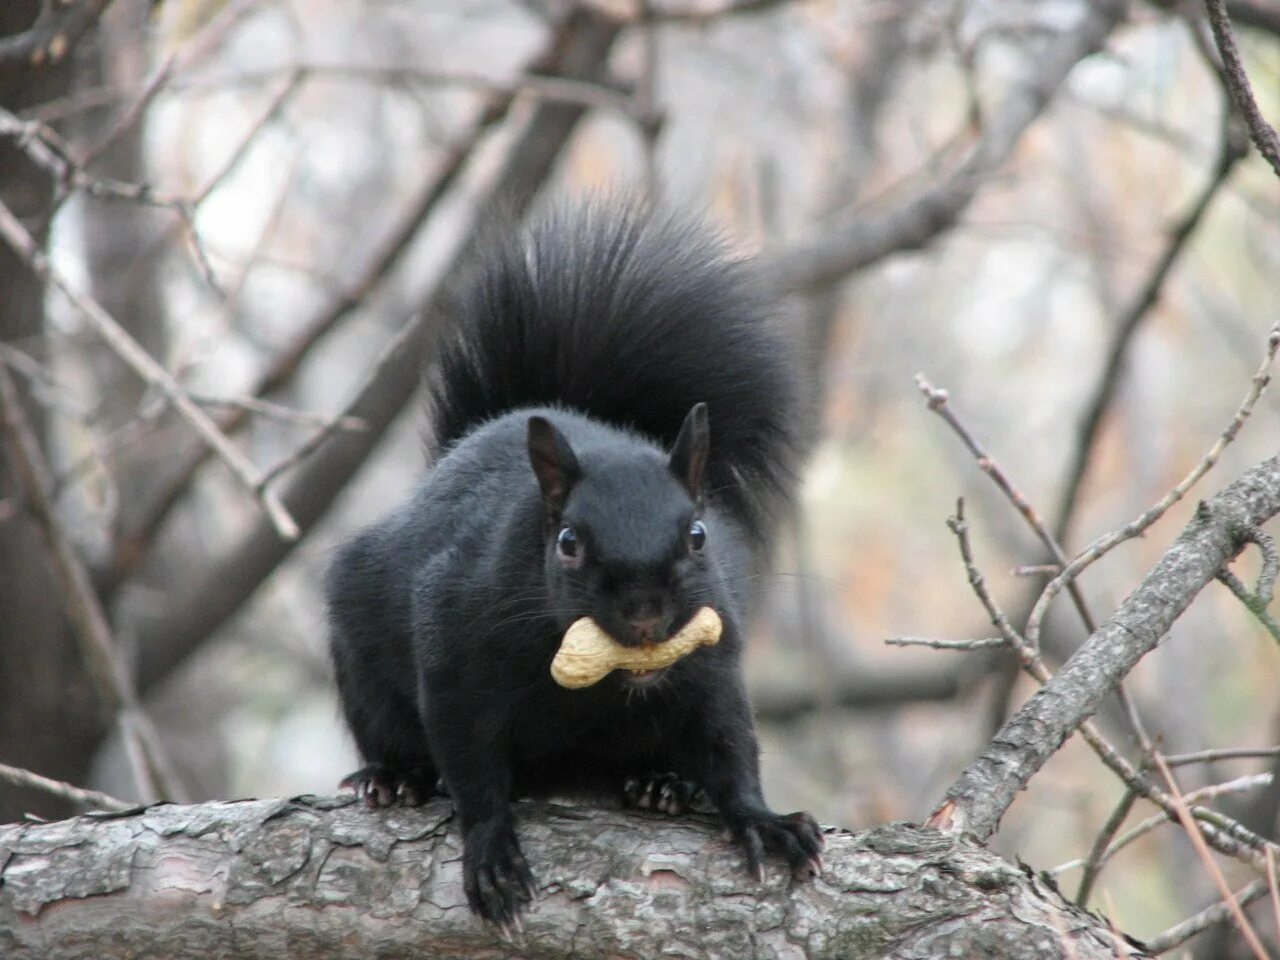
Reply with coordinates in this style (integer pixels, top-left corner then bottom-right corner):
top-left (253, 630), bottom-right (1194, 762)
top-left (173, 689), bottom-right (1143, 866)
top-left (0, 797), bottom-right (1149, 959)
top-left (0, 1), bottom-right (105, 824)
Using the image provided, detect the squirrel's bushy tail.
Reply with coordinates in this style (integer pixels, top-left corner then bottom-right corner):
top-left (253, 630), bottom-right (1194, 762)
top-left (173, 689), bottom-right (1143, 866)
top-left (431, 202), bottom-right (806, 543)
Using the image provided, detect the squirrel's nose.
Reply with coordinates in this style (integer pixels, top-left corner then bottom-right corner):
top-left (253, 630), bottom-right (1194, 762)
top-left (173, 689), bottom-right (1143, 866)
top-left (627, 615), bottom-right (664, 644)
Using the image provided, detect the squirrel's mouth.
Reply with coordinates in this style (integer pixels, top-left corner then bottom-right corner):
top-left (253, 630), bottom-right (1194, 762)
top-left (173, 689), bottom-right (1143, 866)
top-left (622, 666), bottom-right (669, 687)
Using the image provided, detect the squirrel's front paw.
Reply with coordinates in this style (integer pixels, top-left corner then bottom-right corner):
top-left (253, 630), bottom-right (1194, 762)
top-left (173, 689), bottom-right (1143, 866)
top-left (732, 809), bottom-right (824, 882)
top-left (464, 817), bottom-right (537, 931)
top-left (623, 772), bottom-right (701, 815)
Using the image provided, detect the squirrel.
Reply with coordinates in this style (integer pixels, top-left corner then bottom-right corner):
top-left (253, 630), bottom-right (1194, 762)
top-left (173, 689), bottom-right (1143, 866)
top-left (325, 202), bottom-right (824, 927)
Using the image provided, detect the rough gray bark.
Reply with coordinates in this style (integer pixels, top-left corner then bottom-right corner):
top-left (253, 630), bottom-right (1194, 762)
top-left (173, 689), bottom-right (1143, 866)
top-left (0, 796), bottom-right (1149, 959)
top-left (937, 452), bottom-right (1280, 840)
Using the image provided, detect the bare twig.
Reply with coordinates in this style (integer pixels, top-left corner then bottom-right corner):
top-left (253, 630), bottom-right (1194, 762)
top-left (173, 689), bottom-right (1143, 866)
top-left (1026, 324), bottom-right (1280, 653)
top-left (1166, 747), bottom-right (1280, 767)
top-left (0, 197), bottom-right (300, 541)
top-left (1076, 789), bottom-right (1138, 906)
top-left (0, 107), bottom-right (189, 210)
top-left (1204, 0), bottom-right (1280, 178)
top-left (0, 761), bottom-right (132, 814)
top-left (116, 69), bottom-right (305, 300)
top-left (884, 635), bottom-right (1006, 650)
top-left (1053, 118), bottom-right (1247, 543)
top-left (78, 0), bottom-right (265, 166)
top-left (621, 0), bottom-right (796, 24)
top-left (178, 63), bottom-right (636, 115)
top-left (0, 362), bottom-right (180, 803)
top-left (768, 1), bottom-right (1123, 289)
top-left (915, 375), bottom-right (1155, 748)
top-left (1062, 774), bottom-right (1274, 886)
top-left (189, 394), bottom-right (365, 433)
top-left (933, 495), bottom-right (1280, 870)
top-left (1145, 879), bottom-right (1271, 954)
top-left (126, 8), bottom-right (622, 698)
top-left (1152, 753), bottom-right (1270, 960)
top-left (107, 69), bottom-right (559, 588)
top-left (1216, 566), bottom-right (1280, 641)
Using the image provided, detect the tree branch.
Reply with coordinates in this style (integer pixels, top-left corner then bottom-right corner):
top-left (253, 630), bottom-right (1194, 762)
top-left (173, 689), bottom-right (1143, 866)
top-left (128, 8), bottom-right (621, 697)
top-left (0, 361), bottom-right (182, 803)
top-left (766, 0), bottom-right (1123, 290)
top-left (0, 0), bottom-right (116, 76)
top-left (0, 797), bottom-right (1150, 959)
top-left (1205, 0), bottom-right (1280, 178)
top-left (0, 197), bottom-right (300, 543)
top-left (935, 450), bottom-right (1280, 842)
top-left (107, 9), bottom-right (619, 591)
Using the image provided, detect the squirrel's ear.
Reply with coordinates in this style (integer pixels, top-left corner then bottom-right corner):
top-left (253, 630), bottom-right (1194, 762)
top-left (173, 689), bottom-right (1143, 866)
top-left (669, 402), bottom-right (710, 501)
top-left (528, 416), bottom-right (581, 517)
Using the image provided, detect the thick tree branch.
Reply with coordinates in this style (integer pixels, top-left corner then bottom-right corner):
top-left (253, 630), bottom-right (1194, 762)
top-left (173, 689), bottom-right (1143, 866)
top-left (936, 450), bottom-right (1280, 841)
top-left (0, 797), bottom-right (1150, 959)
top-left (129, 8), bottom-right (620, 697)
top-left (766, 0), bottom-right (1123, 290)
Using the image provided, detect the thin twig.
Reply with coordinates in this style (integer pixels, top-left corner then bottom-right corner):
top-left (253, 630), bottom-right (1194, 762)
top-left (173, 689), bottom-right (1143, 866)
top-left (1052, 116), bottom-right (1246, 544)
top-left (1026, 324), bottom-right (1280, 652)
top-left (176, 63), bottom-right (636, 115)
top-left (1062, 774), bottom-right (1273, 884)
top-left (0, 762), bottom-right (132, 813)
top-left (118, 70), bottom-right (305, 301)
top-left (78, 0), bottom-right (265, 166)
top-left (1204, 0), bottom-right (1280, 178)
top-left (0, 197), bottom-right (300, 541)
top-left (0, 107), bottom-right (190, 210)
top-left (884, 636), bottom-right (1007, 650)
top-left (1268, 846), bottom-right (1280, 951)
top-left (1144, 879), bottom-right (1270, 954)
top-left (109, 24), bottom-right (580, 585)
top-left (932, 501), bottom-right (1280, 871)
top-left (1076, 789), bottom-right (1137, 906)
top-left (1218, 565), bottom-right (1280, 642)
top-left (631, 0), bottom-right (796, 24)
top-left (916, 375), bottom-right (1155, 749)
top-left (1166, 747), bottom-right (1280, 767)
top-left (190, 393), bottom-right (366, 433)
top-left (1152, 753), bottom-right (1270, 960)
top-left (0, 363), bottom-right (181, 803)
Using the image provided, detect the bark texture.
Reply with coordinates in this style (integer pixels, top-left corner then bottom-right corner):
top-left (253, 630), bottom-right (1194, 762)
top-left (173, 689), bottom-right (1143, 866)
top-left (0, 796), bottom-right (1148, 959)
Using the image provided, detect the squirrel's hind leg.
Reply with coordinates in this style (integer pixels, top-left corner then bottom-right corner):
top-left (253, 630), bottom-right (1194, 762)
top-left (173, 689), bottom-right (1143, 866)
top-left (622, 772), bottom-right (702, 815)
top-left (340, 763), bottom-right (439, 808)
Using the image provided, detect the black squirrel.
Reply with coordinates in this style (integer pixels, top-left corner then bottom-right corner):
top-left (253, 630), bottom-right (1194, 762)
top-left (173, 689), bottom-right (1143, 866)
top-left (325, 202), bottom-right (823, 927)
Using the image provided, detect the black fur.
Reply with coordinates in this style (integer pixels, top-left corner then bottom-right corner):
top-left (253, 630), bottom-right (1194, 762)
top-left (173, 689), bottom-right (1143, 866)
top-left (326, 203), bottom-right (821, 928)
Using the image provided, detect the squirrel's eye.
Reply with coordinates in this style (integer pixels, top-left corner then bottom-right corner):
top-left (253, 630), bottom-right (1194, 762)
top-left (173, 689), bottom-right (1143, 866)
top-left (556, 525), bottom-right (579, 559)
top-left (689, 519), bottom-right (707, 551)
